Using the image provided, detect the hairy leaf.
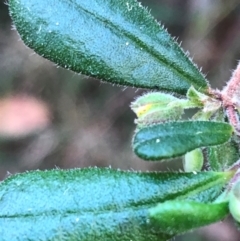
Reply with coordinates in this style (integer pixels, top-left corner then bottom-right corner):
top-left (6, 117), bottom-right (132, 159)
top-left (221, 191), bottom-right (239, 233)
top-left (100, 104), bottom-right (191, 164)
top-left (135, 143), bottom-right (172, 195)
top-left (133, 121), bottom-right (233, 160)
top-left (206, 140), bottom-right (239, 171)
top-left (9, 0), bottom-right (208, 94)
top-left (149, 201), bottom-right (228, 235)
top-left (131, 92), bottom-right (185, 126)
top-left (0, 168), bottom-right (233, 240)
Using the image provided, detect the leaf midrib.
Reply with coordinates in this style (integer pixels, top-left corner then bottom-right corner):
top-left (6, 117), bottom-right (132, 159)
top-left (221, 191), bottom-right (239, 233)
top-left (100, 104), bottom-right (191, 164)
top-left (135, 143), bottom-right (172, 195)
top-left (0, 176), bottom-right (225, 219)
top-left (64, 0), bottom-right (204, 88)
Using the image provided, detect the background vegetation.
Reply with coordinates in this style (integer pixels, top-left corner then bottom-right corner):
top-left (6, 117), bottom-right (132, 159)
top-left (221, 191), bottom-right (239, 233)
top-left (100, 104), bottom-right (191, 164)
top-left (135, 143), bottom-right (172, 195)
top-left (1, 0), bottom-right (240, 240)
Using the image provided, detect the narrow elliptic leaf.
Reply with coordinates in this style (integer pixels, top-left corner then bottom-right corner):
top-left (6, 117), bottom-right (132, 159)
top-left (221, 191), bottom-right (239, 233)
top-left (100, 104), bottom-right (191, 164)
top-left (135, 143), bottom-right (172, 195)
top-left (0, 168), bottom-right (233, 241)
top-left (149, 201), bottom-right (228, 235)
top-left (133, 121), bottom-right (233, 160)
top-left (206, 140), bottom-right (239, 171)
top-left (9, 0), bottom-right (208, 94)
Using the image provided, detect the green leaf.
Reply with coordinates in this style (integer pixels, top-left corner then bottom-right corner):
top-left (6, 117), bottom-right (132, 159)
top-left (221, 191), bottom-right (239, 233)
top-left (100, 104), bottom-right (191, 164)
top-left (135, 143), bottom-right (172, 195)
top-left (183, 148), bottom-right (204, 172)
top-left (9, 0), bottom-right (208, 94)
top-left (0, 168), bottom-right (233, 240)
top-left (206, 140), bottom-right (239, 171)
top-left (229, 181), bottom-right (240, 223)
top-left (187, 86), bottom-right (222, 121)
top-left (133, 121), bottom-right (233, 160)
top-left (149, 201), bottom-right (228, 235)
top-left (187, 86), bottom-right (206, 106)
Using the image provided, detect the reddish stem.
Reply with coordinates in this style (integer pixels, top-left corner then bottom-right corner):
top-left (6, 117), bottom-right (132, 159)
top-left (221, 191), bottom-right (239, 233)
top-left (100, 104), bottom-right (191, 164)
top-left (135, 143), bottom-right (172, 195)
top-left (222, 62), bottom-right (240, 107)
top-left (220, 62), bottom-right (240, 134)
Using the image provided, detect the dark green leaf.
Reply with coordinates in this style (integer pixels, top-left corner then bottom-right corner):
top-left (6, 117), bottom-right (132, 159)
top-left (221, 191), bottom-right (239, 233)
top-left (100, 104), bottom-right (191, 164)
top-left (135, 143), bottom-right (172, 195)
top-left (133, 121), bottom-right (233, 160)
top-left (0, 168), bottom-right (232, 240)
top-left (149, 201), bottom-right (228, 235)
top-left (9, 0), bottom-right (208, 94)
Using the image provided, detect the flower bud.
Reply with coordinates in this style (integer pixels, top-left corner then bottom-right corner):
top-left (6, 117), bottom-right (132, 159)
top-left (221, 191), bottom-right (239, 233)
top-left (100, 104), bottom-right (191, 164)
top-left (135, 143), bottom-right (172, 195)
top-left (131, 92), bottom-right (184, 127)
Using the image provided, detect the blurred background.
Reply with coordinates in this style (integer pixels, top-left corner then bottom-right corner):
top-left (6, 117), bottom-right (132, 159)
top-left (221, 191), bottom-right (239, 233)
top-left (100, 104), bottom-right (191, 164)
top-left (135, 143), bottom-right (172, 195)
top-left (1, 0), bottom-right (240, 240)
